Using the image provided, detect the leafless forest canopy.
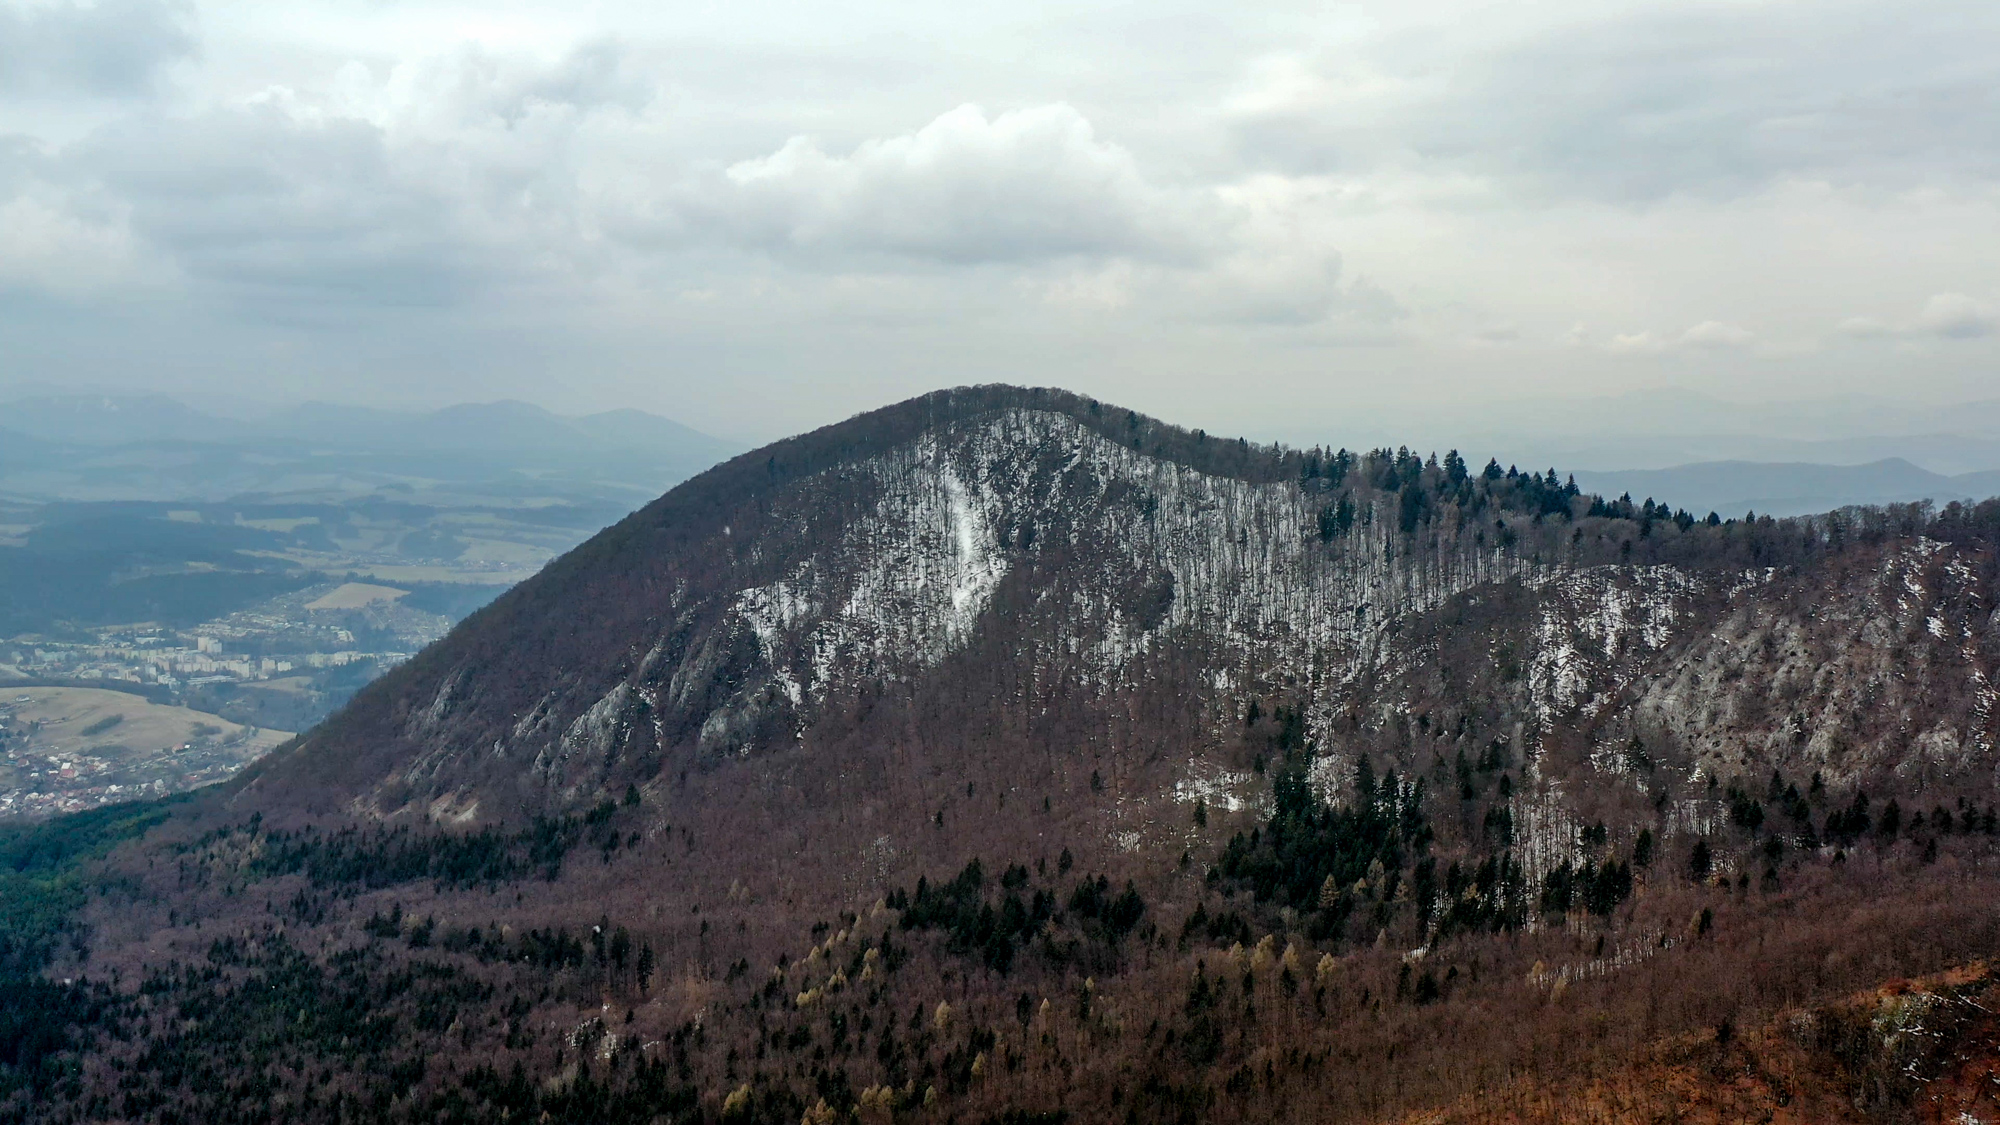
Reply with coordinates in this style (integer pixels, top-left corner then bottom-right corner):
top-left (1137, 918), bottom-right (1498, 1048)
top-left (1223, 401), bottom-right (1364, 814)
top-left (7, 385), bottom-right (2000, 1125)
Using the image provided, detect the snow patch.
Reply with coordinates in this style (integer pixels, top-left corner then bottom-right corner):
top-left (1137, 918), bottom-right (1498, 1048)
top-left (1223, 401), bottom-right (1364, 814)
top-left (1174, 765), bottom-right (1252, 813)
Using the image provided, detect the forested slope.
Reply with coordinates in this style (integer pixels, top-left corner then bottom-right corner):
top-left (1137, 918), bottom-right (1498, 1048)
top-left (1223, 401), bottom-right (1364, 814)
top-left (6, 385), bottom-right (2000, 1124)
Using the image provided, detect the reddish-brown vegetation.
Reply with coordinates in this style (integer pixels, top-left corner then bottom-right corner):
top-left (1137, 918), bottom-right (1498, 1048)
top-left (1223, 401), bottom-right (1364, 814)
top-left (7, 386), bottom-right (2000, 1124)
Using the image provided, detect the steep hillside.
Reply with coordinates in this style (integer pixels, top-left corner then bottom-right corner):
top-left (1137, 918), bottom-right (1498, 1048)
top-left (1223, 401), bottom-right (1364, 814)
top-left (8, 385), bottom-right (2000, 1125)
top-left (239, 386), bottom-right (1999, 825)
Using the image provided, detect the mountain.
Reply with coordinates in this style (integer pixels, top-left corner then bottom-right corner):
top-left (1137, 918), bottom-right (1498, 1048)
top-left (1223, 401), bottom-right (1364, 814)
top-left (1572, 456), bottom-right (2000, 518)
top-left (0, 392), bottom-right (735, 462)
top-left (268, 399), bottom-right (738, 460)
top-left (263, 400), bottom-right (411, 439)
top-left (254, 398), bottom-right (744, 464)
top-left (11, 385), bottom-right (2000, 1125)
top-left (0, 394), bottom-right (740, 504)
top-left (0, 394), bottom-right (253, 446)
top-left (573, 408), bottom-right (737, 455)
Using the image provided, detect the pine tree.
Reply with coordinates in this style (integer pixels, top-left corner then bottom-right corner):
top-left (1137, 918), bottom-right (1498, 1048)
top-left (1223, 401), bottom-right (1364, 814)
top-left (609, 926), bottom-right (631, 986)
top-left (1633, 828), bottom-right (1655, 869)
top-left (1444, 450), bottom-right (1468, 485)
top-left (1878, 799), bottom-right (1902, 838)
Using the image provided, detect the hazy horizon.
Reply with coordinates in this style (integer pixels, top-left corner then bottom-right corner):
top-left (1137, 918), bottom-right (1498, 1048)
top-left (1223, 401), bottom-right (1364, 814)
top-left (10, 378), bottom-right (2000, 482)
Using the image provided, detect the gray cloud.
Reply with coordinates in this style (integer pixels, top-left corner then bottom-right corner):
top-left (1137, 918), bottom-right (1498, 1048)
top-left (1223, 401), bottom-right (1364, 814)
top-left (0, 0), bottom-right (195, 97)
top-left (39, 89), bottom-right (1323, 319)
top-left (420, 38), bottom-right (658, 126)
top-left (27, 39), bottom-right (661, 314)
top-left (76, 106), bottom-right (472, 309)
top-left (1465, 2), bottom-right (2000, 199)
top-left (1226, 1), bottom-right (2000, 202)
top-left (0, 0), bottom-right (1996, 439)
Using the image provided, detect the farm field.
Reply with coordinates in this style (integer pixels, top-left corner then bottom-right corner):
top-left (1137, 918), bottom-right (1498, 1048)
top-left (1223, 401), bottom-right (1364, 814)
top-left (303, 582), bottom-right (410, 610)
top-left (0, 686), bottom-right (290, 818)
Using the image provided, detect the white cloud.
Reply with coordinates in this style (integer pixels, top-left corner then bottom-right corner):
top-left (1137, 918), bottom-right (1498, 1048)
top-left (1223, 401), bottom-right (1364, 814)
top-left (0, 138), bottom-right (155, 296)
top-left (1679, 320), bottom-right (1755, 349)
top-left (1606, 330), bottom-right (1669, 355)
top-left (690, 104), bottom-right (1209, 266)
top-left (1840, 292), bottom-right (1996, 340)
top-left (0, 41), bottom-right (673, 314)
top-left (1603, 322), bottom-right (1754, 355)
top-left (10, 70), bottom-right (1391, 331)
top-left (1915, 292), bottom-right (1996, 339)
top-left (0, 185), bottom-right (141, 295)
top-left (1019, 169), bottom-right (1398, 327)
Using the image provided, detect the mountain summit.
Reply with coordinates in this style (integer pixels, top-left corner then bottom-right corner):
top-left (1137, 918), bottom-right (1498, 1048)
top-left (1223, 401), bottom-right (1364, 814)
top-left (243, 385), bottom-right (1996, 829)
top-left (17, 385), bottom-right (2000, 1125)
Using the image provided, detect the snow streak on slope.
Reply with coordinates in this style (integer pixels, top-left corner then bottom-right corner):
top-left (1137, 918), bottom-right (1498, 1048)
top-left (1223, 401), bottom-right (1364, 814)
top-left (244, 390), bottom-right (2000, 845)
top-left (730, 437), bottom-right (1012, 690)
top-left (724, 409), bottom-right (1539, 735)
top-left (412, 404), bottom-right (2000, 833)
top-left (1525, 567), bottom-right (1698, 730)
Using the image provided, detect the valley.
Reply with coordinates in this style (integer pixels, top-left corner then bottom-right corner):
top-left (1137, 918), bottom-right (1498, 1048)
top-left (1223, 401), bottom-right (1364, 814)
top-left (0, 687), bottom-right (289, 818)
top-left (0, 395), bottom-right (741, 817)
top-left (0, 500), bottom-right (583, 816)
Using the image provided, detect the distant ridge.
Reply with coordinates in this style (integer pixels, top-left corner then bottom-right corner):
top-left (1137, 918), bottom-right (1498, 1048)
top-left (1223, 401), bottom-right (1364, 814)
top-left (1573, 457), bottom-right (2000, 518)
top-left (0, 391), bottom-right (743, 506)
top-left (274, 399), bottom-right (736, 457)
top-left (0, 392), bottom-right (735, 460)
top-left (0, 394), bottom-right (251, 446)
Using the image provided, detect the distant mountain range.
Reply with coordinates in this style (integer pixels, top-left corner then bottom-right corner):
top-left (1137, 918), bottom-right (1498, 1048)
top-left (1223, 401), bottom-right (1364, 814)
top-left (8, 389), bottom-right (1997, 518)
top-left (264, 400), bottom-right (737, 457)
top-left (1275, 389), bottom-right (2000, 476)
top-left (0, 394), bottom-right (251, 447)
top-left (0, 394), bottom-right (742, 504)
top-left (1258, 388), bottom-right (2000, 518)
top-left (1572, 457), bottom-right (2000, 518)
top-left (0, 394), bottom-right (735, 458)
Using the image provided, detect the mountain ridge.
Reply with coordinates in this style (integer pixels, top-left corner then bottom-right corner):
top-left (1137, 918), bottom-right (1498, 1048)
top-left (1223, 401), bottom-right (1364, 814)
top-left (230, 385), bottom-right (1301, 816)
top-left (12, 384), bottom-right (2000, 1125)
top-left (2, 392), bottom-right (736, 458)
top-left (235, 383), bottom-right (2000, 836)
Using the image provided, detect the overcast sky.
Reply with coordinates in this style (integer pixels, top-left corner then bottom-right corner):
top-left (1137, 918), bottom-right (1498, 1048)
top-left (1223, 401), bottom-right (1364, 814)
top-left (2, 0), bottom-right (1997, 444)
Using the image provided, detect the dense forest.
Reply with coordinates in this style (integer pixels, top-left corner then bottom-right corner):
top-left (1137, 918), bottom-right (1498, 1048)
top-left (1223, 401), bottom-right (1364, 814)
top-left (11, 739), bottom-right (2000, 1124)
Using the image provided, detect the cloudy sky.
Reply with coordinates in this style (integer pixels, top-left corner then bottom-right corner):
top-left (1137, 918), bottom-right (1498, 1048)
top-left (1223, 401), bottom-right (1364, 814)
top-left (2, 0), bottom-right (1997, 444)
